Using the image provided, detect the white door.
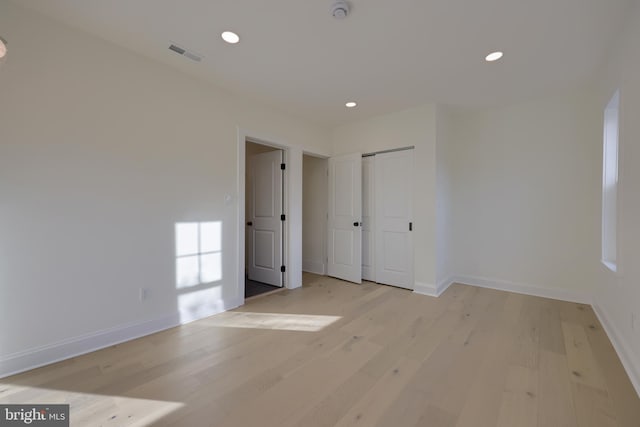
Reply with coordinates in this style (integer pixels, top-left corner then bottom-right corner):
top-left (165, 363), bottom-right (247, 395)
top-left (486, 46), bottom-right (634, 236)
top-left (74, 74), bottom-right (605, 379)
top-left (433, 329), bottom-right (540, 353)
top-left (361, 156), bottom-right (376, 282)
top-left (248, 150), bottom-right (283, 287)
top-left (327, 153), bottom-right (362, 283)
top-left (375, 150), bottom-right (413, 289)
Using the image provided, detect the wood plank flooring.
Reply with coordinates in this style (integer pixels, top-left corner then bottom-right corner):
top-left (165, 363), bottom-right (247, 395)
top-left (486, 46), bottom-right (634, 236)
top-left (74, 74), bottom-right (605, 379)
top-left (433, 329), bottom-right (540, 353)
top-left (1, 273), bottom-right (639, 426)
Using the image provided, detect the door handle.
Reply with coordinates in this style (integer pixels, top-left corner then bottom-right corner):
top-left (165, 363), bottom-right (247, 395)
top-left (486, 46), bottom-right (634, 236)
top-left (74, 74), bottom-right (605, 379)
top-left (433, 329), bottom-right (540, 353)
top-left (353, 221), bottom-right (361, 227)
top-left (247, 221), bottom-right (253, 226)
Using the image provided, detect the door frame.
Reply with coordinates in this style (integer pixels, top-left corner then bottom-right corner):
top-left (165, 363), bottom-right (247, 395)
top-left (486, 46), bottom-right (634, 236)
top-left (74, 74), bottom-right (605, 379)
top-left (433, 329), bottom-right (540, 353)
top-left (238, 128), bottom-right (321, 301)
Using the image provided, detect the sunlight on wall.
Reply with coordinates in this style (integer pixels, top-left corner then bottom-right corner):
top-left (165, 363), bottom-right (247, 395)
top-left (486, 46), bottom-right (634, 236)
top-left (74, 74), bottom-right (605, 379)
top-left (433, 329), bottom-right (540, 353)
top-left (0, 384), bottom-right (184, 426)
top-left (204, 312), bottom-right (342, 332)
top-left (178, 287), bottom-right (225, 324)
top-left (175, 222), bottom-right (222, 288)
top-left (175, 221), bottom-right (227, 324)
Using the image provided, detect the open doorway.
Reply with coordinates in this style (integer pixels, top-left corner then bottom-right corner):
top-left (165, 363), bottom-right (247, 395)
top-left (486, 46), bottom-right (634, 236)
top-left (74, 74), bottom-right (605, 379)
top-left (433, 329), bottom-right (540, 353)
top-left (302, 154), bottom-right (328, 275)
top-left (238, 128), bottom-right (314, 303)
top-left (245, 141), bottom-right (285, 298)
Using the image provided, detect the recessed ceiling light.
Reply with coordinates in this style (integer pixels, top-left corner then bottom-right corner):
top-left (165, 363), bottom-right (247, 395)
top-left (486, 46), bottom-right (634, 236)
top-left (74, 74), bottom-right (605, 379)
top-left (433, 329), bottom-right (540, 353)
top-left (221, 31), bottom-right (240, 44)
top-left (485, 51), bottom-right (503, 62)
top-left (345, 101), bottom-right (357, 108)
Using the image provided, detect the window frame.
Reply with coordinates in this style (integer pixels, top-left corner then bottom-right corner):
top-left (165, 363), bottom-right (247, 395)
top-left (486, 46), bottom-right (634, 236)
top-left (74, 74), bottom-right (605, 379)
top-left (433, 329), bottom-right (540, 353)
top-left (601, 90), bottom-right (620, 273)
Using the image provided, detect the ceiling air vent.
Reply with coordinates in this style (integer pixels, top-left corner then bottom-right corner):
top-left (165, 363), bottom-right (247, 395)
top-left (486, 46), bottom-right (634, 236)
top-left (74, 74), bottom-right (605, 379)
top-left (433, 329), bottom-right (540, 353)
top-left (168, 43), bottom-right (202, 62)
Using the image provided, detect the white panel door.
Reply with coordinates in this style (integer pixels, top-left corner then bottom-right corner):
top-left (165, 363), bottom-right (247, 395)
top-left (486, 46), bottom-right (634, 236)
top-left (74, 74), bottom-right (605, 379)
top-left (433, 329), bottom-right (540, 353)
top-left (248, 150), bottom-right (283, 287)
top-left (362, 156), bottom-right (376, 282)
top-left (375, 150), bottom-right (413, 289)
top-left (327, 153), bottom-right (362, 284)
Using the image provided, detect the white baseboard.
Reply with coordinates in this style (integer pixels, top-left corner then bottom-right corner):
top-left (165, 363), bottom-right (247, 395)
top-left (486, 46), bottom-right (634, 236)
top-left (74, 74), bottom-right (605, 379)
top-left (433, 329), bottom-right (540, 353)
top-left (178, 296), bottom-right (243, 324)
top-left (414, 278), bottom-right (453, 298)
top-left (592, 303), bottom-right (640, 398)
top-left (0, 312), bottom-right (180, 379)
top-left (0, 295), bottom-right (244, 379)
top-left (436, 277), bottom-right (454, 296)
top-left (302, 259), bottom-right (325, 275)
top-left (451, 275), bottom-right (592, 304)
top-left (413, 281), bottom-right (437, 296)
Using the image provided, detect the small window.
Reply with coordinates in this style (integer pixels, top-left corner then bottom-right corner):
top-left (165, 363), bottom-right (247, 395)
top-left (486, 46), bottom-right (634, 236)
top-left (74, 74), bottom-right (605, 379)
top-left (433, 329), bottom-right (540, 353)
top-left (602, 90), bottom-right (619, 272)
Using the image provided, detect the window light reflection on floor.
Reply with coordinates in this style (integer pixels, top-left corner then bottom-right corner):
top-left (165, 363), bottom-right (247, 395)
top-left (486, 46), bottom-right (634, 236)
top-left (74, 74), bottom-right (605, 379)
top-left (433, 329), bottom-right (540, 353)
top-left (205, 312), bottom-right (342, 332)
top-left (0, 384), bottom-right (184, 427)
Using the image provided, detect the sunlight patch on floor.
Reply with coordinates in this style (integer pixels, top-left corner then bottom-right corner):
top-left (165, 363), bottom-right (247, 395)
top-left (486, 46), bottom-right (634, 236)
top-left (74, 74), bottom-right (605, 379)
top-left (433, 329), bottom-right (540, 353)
top-left (205, 312), bottom-right (342, 332)
top-left (0, 384), bottom-right (184, 426)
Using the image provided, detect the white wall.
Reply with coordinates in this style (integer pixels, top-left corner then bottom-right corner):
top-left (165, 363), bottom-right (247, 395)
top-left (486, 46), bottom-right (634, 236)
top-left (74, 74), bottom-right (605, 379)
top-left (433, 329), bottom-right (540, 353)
top-left (3, 0), bottom-right (638, 394)
top-left (449, 90), bottom-right (602, 302)
top-left (0, 2), bottom-right (330, 376)
top-left (435, 105), bottom-right (454, 291)
top-left (331, 105), bottom-right (437, 290)
top-left (594, 0), bottom-right (640, 394)
top-left (302, 155), bottom-right (328, 275)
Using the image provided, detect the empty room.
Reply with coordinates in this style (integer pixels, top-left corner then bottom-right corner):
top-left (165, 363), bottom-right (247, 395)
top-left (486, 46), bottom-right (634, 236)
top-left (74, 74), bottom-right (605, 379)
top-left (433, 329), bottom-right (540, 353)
top-left (1, 0), bottom-right (640, 426)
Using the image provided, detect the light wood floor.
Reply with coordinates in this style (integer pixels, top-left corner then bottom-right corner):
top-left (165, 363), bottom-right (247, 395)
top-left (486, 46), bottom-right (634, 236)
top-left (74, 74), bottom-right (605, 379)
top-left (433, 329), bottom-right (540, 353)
top-left (1, 274), bottom-right (639, 426)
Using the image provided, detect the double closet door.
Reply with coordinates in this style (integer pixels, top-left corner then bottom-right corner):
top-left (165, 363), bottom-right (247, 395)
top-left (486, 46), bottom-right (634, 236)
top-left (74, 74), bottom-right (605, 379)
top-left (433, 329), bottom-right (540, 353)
top-left (328, 149), bottom-right (414, 289)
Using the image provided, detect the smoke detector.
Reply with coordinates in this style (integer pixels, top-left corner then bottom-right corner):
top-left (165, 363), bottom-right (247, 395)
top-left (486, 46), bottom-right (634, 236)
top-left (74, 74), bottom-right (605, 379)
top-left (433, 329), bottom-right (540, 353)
top-left (331, 1), bottom-right (350, 19)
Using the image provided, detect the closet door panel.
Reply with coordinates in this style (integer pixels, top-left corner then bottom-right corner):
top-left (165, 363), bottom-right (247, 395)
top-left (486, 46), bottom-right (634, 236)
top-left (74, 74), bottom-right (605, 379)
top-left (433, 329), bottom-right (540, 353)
top-left (375, 150), bottom-right (413, 289)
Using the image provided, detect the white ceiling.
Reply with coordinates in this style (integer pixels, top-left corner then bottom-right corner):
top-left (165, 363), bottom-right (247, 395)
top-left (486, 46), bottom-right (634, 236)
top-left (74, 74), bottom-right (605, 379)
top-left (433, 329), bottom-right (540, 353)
top-left (17, 0), bottom-right (631, 127)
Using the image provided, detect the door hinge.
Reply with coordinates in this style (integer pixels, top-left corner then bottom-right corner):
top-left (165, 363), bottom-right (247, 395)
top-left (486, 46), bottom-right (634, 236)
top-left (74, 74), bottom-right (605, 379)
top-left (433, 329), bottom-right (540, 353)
top-left (409, 222), bottom-right (413, 231)
top-left (281, 214), bottom-right (286, 221)
top-left (281, 163), bottom-right (286, 170)
top-left (281, 265), bottom-right (286, 273)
